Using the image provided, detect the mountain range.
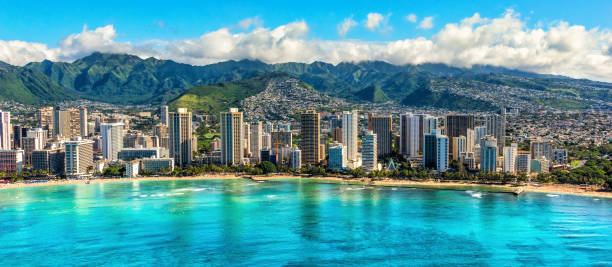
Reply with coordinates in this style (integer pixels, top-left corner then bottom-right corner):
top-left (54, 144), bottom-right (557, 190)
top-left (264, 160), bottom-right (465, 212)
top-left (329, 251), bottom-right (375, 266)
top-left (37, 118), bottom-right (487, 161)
top-left (0, 52), bottom-right (609, 111)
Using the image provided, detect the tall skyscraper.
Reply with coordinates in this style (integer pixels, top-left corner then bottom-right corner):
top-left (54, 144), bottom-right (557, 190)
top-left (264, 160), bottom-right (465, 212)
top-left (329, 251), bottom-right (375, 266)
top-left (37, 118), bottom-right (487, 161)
top-left (452, 136), bottom-right (467, 161)
top-left (423, 129), bottom-right (448, 171)
top-left (474, 126), bottom-right (487, 145)
top-left (100, 122), bottom-right (124, 161)
top-left (342, 110), bottom-right (358, 162)
top-left (486, 114), bottom-right (506, 155)
top-left (503, 143), bottom-right (518, 173)
top-left (400, 113), bottom-right (420, 157)
top-left (415, 114), bottom-right (428, 153)
top-left (0, 111), bottom-right (10, 150)
top-left (362, 131), bottom-right (377, 172)
top-left (300, 110), bottom-right (321, 165)
top-left (243, 122), bottom-right (251, 157)
top-left (369, 114), bottom-right (392, 158)
top-left (445, 115), bottom-right (474, 156)
top-left (466, 128), bottom-right (475, 152)
top-left (250, 121), bottom-right (263, 162)
top-left (220, 108), bottom-right (243, 165)
top-left (169, 108), bottom-right (193, 167)
top-left (12, 125), bottom-right (28, 149)
top-left (160, 105), bottom-right (169, 125)
top-left (79, 107), bottom-right (88, 137)
top-left (423, 116), bottom-right (438, 139)
top-left (52, 107), bottom-right (81, 138)
top-left (64, 138), bottom-right (94, 177)
top-left (480, 135), bottom-right (498, 172)
top-left (37, 106), bottom-right (53, 132)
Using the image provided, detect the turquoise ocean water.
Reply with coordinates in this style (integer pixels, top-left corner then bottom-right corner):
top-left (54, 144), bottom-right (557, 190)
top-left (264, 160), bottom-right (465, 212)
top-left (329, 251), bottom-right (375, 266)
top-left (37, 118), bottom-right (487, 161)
top-left (1, 179), bottom-right (611, 266)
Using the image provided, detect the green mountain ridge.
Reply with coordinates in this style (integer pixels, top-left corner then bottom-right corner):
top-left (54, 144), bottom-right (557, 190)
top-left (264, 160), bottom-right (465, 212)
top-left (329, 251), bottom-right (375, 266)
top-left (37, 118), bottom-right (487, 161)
top-left (0, 52), bottom-right (606, 111)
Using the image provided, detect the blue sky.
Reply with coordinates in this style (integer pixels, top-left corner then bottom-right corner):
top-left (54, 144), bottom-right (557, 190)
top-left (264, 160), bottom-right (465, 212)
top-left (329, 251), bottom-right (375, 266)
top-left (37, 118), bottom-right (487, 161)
top-left (1, 0), bottom-right (610, 44)
top-left (0, 0), bottom-right (611, 81)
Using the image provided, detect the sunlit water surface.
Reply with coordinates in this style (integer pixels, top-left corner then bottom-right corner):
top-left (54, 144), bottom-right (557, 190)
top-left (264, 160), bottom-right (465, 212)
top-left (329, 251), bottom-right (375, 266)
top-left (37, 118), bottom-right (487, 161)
top-left (1, 179), bottom-right (611, 265)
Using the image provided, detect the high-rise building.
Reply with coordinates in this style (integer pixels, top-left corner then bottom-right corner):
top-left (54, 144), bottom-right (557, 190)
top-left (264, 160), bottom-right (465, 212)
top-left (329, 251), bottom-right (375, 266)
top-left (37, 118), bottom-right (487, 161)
top-left (37, 106), bottom-right (54, 132)
top-left (262, 133), bottom-right (271, 149)
top-left (530, 140), bottom-right (553, 161)
top-left (64, 139), bottom-right (94, 177)
top-left (22, 129), bottom-right (46, 165)
top-left (0, 150), bottom-right (23, 173)
top-left (415, 114), bottom-right (428, 153)
top-left (332, 127), bottom-right (343, 143)
top-left (169, 108), bottom-right (193, 167)
top-left (474, 126), bottom-right (488, 146)
top-left (445, 115), bottom-right (474, 156)
top-left (0, 111), bottom-right (10, 150)
top-left (328, 142), bottom-right (347, 171)
top-left (516, 153), bottom-right (531, 174)
top-left (220, 108), bottom-right (243, 166)
top-left (160, 105), bottom-right (169, 125)
top-left (400, 113), bottom-right (420, 157)
top-left (242, 122), bottom-right (251, 157)
top-left (290, 147), bottom-right (301, 170)
top-left (423, 116), bottom-right (438, 140)
top-left (52, 107), bottom-right (81, 138)
top-left (79, 107), bottom-right (88, 137)
top-left (32, 148), bottom-right (65, 175)
top-left (362, 131), bottom-right (377, 172)
top-left (330, 116), bottom-right (342, 130)
top-left (503, 143), bottom-right (518, 173)
top-left (480, 135), bottom-right (498, 172)
top-left (153, 124), bottom-right (169, 149)
top-left (466, 128), bottom-right (475, 153)
top-left (423, 129), bottom-right (448, 171)
top-left (250, 121), bottom-right (263, 162)
top-left (369, 114), bottom-right (392, 158)
top-left (486, 114), bottom-right (506, 155)
top-left (452, 136), bottom-right (467, 161)
top-left (12, 125), bottom-right (28, 149)
top-left (271, 131), bottom-right (292, 155)
top-left (300, 110), bottom-right (321, 165)
top-left (100, 122), bottom-right (124, 161)
top-left (342, 110), bottom-right (358, 162)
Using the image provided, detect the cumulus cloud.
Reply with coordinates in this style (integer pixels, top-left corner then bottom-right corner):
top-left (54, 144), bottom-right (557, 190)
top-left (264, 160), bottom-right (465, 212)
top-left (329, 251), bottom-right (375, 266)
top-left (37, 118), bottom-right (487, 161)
top-left (365, 13), bottom-right (384, 31)
top-left (1, 11), bottom-right (612, 82)
top-left (418, 16), bottom-right (434, 29)
top-left (237, 16), bottom-right (263, 30)
top-left (337, 16), bottom-right (358, 37)
top-left (405, 14), bottom-right (417, 23)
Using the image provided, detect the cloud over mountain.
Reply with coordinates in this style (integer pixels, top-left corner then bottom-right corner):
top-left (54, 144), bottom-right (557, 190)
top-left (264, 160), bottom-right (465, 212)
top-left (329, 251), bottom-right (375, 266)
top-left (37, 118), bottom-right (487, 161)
top-left (0, 10), bottom-right (611, 81)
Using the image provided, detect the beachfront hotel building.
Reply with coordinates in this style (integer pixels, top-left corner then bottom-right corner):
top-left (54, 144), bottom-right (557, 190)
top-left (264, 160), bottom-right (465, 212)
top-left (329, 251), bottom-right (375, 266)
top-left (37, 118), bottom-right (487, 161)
top-left (300, 110), bottom-right (321, 166)
top-left (480, 135), bottom-right (498, 172)
top-left (0, 111), bottom-right (10, 150)
top-left (100, 122), bottom-right (125, 161)
top-left (516, 153), bottom-right (531, 174)
top-left (503, 143), bottom-right (518, 173)
top-left (423, 129), bottom-right (448, 171)
top-left (342, 110), bottom-right (358, 162)
top-left (0, 150), bottom-right (23, 173)
top-left (220, 108), bottom-right (244, 166)
top-left (452, 136), bottom-right (467, 161)
top-left (328, 142), bottom-right (347, 171)
top-left (362, 131), bottom-right (378, 172)
top-left (118, 147), bottom-right (163, 161)
top-left (32, 148), bottom-right (65, 175)
top-left (141, 158), bottom-right (174, 173)
top-left (368, 114), bottom-right (392, 158)
top-left (400, 113), bottom-right (420, 158)
top-left (250, 121), bottom-right (263, 162)
top-left (290, 147), bottom-right (301, 169)
top-left (169, 108), bottom-right (193, 167)
top-left (65, 138), bottom-right (94, 177)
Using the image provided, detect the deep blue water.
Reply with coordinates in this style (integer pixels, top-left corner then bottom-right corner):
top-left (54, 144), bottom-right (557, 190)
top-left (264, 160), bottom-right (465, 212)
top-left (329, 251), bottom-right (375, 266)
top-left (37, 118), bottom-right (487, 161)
top-left (1, 179), bottom-right (611, 266)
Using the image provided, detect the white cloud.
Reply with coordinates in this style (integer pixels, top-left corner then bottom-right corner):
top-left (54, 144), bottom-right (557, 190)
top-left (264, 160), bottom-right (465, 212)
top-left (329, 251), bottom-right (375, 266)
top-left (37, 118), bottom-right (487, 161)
top-left (418, 16), bottom-right (434, 29)
top-left (1, 11), bottom-right (611, 82)
top-left (365, 13), bottom-right (384, 31)
top-left (405, 14), bottom-right (417, 23)
top-left (337, 16), bottom-right (358, 37)
top-left (237, 16), bottom-right (263, 30)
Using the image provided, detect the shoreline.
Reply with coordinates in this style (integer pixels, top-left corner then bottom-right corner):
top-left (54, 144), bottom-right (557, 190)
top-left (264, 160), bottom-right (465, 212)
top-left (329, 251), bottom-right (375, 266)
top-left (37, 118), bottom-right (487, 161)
top-left (1, 174), bottom-right (611, 198)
